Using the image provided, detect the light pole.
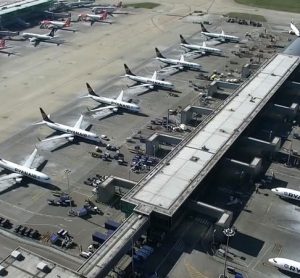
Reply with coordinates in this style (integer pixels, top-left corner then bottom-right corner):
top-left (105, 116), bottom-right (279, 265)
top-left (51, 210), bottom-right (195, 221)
top-left (221, 227), bottom-right (236, 278)
top-left (64, 169), bottom-right (72, 215)
top-left (287, 132), bottom-right (293, 166)
top-left (212, 228), bottom-right (217, 248)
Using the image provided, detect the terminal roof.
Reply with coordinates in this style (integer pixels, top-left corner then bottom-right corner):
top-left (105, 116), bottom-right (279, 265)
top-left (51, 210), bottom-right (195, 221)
top-left (122, 53), bottom-right (299, 217)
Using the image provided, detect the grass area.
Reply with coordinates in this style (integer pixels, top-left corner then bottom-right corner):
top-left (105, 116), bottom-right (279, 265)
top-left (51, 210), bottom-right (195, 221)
top-left (123, 2), bottom-right (160, 9)
top-left (226, 12), bottom-right (266, 22)
top-left (235, 0), bottom-right (300, 13)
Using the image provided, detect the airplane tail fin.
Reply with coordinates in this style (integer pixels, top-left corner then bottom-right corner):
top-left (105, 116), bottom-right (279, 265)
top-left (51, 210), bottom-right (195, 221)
top-left (65, 17), bottom-right (71, 27)
top-left (117, 1), bottom-right (122, 7)
top-left (124, 64), bottom-right (135, 76)
top-left (0, 39), bottom-right (5, 48)
top-left (48, 28), bottom-right (56, 37)
top-left (102, 10), bottom-right (108, 20)
top-left (155, 47), bottom-right (165, 58)
top-left (86, 83), bottom-right (99, 97)
top-left (39, 108), bottom-right (54, 123)
top-left (179, 34), bottom-right (188, 44)
top-left (200, 22), bottom-right (208, 32)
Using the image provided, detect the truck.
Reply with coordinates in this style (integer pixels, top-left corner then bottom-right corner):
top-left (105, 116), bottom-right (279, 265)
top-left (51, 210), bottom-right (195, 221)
top-left (92, 231), bottom-right (107, 244)
top-left (104, 219), bottom-right (120, 231)
top-left (141, 245), bottom-right (154, 254)
top-left (136, 250), bottom-right (149, 261)
top-left (77, 208), bottom-right (88, 217)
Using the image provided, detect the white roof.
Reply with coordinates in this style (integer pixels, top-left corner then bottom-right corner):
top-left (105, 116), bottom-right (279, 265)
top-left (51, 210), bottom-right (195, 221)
top-left (37, 262), bottom-right (48, 271)
top-left (123, 54), bottom-right (299, 216)
top-left (10, 250), bottom-right (21, 259)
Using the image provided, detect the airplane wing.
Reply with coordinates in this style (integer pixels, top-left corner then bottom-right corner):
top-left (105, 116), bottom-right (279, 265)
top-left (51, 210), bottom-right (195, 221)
top-left (151, 71), bottom-right (157, 80)
top-left (41, 133), bottom-right (73, 142)
top-left (88, 105), bottom-right (118, 112)
top-left (74, 115), bottom-right (83, 129)
top-left (116, 90), bottom-right (124, 102)
top-left (23, 148), bottom-right (38, 168)
top-left (0, 173), bottom-right (23, 182)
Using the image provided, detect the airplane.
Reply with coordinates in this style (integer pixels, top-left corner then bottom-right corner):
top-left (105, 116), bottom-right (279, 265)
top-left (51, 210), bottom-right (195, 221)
top-left (22, 29), bottom-right (60, 47)
top-left (0, 148), bottom-right (51, 192)
top-left (40, 18), bottom-right (76, 32)
top-left (0, 30), bottom-right (19, 39)
top-left (200, 22), bottom-right (240, 43)
top-left (44, 11), bottom-right (71, 20)
top-left (269, 258), bottom-right (300, 275)
top-left (179, 34), bottom-right (222, 55)
top-left (123, 64), bottom-right (174, 91)
top-left (271, 187), bottom-right (300, 201)
top-left (0, 40), bottom-right (15, 56)
top-left (92, 1), bottom-right (123, 14)
top-left (81, 83), bottom-right (140, 113)
top-left (61, 0), bottom-right (95, 8)
top-left (289, 21), bottom-right (300, 37)
top-left (155, 47), bottom-right (201, 71)
top-left (35, 108), bottom-right (101, 143)
top-left (77, 11), bottom-right (112, 25)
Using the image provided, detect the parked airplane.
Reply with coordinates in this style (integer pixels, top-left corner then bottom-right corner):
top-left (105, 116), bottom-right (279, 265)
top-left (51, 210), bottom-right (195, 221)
top-left (123, 64), bottom-right (174, 90)
top-left (63, 0), bottom-right (95, 8)
top-left (0, 40), bottom-right (14, 56)
top-left (22, 29), bottom-right (60, 47)
top-left (82, 83), bottom-right (140, 113)
top-left (269, 258), bottom-right (300, 274)
top-left (289, 21), bottom-right (300, 37)
top-left (200, 22), bottom-right (240, 43)
top-left (155, 48), bottom-right (201, 71)
top-left (78, 11), bottom-right (111, 25)
top-left (0, 148), bottom-right (50, 191)
top-left (271, 187), bottom-right (300, 201)
top-left (40, 18), bottom-right (76, 32)
top-left (35, 108), bottom-right (101, 143)
top-left (0, 30), bottom-right (19, 39)
top-left (92, 1), bottom-right (122, 14)
top-left (179, 34), bottom-right (222, 55)
top-left (44, 11), bottom-right (71, 20)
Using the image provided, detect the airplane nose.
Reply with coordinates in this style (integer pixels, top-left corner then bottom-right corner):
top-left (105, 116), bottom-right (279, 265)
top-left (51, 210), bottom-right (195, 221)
top-left (268, 258), bottom-right (275, 265)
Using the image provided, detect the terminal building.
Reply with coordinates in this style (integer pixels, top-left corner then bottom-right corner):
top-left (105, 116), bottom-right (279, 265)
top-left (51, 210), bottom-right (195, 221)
top-left (0, 0), bottom-right (53, 28)
top-left (77, 47), bottom-right (300, 277)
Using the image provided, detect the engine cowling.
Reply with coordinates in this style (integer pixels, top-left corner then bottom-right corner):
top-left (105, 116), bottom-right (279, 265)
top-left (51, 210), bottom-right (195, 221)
top-left (67, 136), bottom-right (75, 142)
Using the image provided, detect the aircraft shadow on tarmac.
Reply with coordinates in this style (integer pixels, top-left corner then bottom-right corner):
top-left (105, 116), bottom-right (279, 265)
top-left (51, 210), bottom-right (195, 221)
top-left (85, 107), bottom-right (149, 121)
top-left (229, 231), bottom-right (265, 257)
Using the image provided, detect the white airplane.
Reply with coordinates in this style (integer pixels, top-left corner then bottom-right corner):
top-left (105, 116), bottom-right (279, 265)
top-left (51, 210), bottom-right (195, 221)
top-left (289, 21), bottom-right (300, 37)
top-left (269, 258), bottom-right (300, 274)
top-left (0, 40), bottom-right (14, 56)
top-left (78, 11), bottom-right (112, 26)
top-left (40, 18), bottom-right (76, 32)
top-left (22, 29), bottom-right (60, 47)
top-left (179, 35), bottom-right (222, 55)
top-left (0, 148), bottom-right (50, 191)
top-left (200, 23), bottom-right (239, 43)
top-left (92, 1), bottom-right (122, 14)
top-left (35, 108), bottom-right (101, 143)
top-left (81, 83), bottom-right (140, 113)
top-left (271, 187), bottom-right (300, 201)
top-left (123, 64), bottom-right (174, 91)
top-left (155, 48), bottom-right (201, 71)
